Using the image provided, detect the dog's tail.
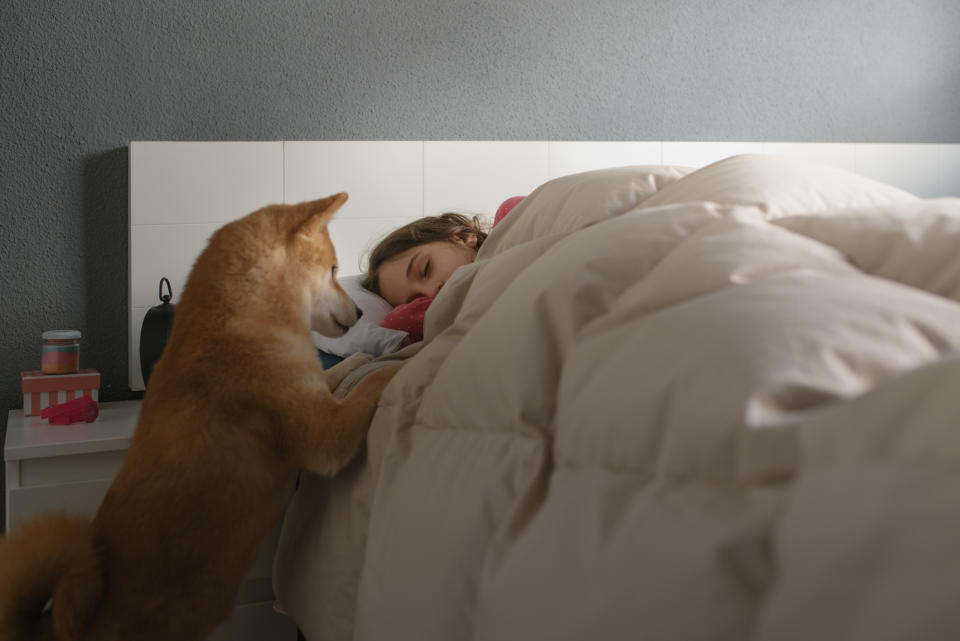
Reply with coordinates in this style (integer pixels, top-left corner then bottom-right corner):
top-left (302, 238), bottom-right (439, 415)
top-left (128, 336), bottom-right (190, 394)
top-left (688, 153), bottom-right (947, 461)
top-left (0, 513), bottom-right (104, 641)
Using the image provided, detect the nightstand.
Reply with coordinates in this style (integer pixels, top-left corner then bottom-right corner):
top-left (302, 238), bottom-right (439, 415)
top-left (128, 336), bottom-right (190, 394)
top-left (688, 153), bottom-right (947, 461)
top-left (4, 400), bottom-right (296, 641)
top-left (5, 399), bottom-right (141, 531)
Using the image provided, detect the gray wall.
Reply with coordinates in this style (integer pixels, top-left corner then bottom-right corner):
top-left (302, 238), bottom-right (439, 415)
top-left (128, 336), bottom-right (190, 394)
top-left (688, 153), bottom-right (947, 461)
top-left (1, 1), bottom-right (959, 529)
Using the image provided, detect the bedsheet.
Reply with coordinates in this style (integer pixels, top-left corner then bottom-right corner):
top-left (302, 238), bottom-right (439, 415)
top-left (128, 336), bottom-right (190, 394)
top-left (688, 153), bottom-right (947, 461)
top-left (274, 155), bottom-right (960, 640)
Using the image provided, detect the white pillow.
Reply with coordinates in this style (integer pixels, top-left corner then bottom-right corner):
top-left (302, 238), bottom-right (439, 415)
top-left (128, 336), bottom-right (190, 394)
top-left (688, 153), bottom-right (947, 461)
top-left (312, 275), bottom-right (409, 357)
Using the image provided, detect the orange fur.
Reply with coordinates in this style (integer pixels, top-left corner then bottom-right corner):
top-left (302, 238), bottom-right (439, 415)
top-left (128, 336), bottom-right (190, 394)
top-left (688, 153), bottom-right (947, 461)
top-left (0, 194), bottom-right (401, 641)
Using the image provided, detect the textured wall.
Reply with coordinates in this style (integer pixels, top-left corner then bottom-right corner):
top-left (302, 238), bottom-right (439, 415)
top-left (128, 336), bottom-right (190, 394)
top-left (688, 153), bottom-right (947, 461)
top-left (1, 1), bottom-right (959, 528)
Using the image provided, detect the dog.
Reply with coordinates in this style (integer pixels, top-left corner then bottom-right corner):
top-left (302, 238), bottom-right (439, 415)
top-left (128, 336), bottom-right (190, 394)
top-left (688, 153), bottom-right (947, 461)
top-left (0, 193), bottom-right (402, 641)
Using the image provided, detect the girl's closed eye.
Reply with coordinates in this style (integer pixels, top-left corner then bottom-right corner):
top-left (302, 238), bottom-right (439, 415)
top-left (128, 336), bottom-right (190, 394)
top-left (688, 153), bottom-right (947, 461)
top-left (422, 259), bottom-right (431, 278)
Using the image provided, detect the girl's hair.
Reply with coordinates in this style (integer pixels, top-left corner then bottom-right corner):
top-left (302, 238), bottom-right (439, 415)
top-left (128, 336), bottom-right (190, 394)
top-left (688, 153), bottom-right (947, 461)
top-left (362, 213), bottom-right (488, 295)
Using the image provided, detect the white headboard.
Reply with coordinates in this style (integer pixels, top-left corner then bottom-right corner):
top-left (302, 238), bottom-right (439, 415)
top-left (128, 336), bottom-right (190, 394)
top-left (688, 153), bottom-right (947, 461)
top-left (128, 140), bottom-right (960, 390)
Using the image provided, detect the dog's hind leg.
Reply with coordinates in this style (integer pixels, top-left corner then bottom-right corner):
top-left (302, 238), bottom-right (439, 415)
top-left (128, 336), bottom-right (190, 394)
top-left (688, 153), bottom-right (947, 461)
top-left (284, 363), bottom-right (402, 476)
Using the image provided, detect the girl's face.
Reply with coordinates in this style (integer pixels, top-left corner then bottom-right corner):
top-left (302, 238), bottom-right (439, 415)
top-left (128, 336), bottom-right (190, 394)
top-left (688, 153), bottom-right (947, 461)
top-left (377, 237), bottom-right (478, 307)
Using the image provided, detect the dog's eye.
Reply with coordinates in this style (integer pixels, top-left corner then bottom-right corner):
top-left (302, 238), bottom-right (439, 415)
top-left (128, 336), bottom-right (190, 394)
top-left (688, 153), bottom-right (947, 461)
top-left (331, 265), bottom-right (338, 276)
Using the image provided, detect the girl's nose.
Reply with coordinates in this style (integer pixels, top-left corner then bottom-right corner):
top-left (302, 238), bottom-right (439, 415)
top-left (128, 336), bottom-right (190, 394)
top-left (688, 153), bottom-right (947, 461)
top-left (413, 281), bottom-right (442, 301)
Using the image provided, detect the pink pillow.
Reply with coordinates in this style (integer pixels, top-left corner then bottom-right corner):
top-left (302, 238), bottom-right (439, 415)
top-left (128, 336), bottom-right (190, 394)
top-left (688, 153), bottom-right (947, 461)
top-left (494, 196), bottom-right (525, 226)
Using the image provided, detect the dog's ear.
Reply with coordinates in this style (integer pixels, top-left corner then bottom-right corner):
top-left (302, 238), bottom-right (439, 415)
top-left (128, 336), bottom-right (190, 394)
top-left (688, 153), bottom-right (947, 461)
top-left (296, 192), bottom-right (349, 237)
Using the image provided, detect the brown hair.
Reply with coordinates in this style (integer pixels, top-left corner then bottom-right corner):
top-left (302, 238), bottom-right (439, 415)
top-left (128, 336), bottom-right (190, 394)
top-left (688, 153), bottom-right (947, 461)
top-left (362, 213), bottom-right (488, 295)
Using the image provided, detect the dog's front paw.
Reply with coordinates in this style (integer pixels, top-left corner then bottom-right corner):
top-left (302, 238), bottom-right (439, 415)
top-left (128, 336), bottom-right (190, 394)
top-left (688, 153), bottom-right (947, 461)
top-left (325, 352), bottom-right (375, 388)
top-left (342, 352), bottom-right (374, 368)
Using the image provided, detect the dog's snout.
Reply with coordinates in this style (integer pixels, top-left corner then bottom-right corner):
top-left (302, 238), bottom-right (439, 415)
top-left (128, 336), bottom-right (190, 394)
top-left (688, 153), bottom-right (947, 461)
top-left (355, 306), bottom-right (363, 320)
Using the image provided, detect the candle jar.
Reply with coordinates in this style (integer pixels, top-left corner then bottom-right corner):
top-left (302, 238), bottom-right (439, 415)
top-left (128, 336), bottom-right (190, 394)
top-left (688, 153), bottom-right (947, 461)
top-left (41, 329), bottom-right (81, 374)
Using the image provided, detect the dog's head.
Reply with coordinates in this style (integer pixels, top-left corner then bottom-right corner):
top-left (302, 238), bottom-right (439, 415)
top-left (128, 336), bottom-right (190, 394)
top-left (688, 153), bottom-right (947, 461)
top-left (287, 193), bottom-right (362, 337)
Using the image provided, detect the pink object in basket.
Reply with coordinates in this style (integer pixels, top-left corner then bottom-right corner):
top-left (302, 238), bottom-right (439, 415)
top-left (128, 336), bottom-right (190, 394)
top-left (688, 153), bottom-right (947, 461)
top-left (39, 394), bottom-right (99, 425)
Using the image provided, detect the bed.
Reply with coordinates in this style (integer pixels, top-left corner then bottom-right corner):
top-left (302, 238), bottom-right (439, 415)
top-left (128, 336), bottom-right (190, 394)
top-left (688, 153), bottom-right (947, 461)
top-left (270, 153), bottom-right (960, 640)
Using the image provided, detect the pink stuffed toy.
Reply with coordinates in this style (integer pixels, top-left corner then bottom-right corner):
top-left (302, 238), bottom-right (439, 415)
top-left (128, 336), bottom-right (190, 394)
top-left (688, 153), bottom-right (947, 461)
top-left (380, 196), bottom-right (524, 342)
top-left (380, 295), bottom-right (432, 343)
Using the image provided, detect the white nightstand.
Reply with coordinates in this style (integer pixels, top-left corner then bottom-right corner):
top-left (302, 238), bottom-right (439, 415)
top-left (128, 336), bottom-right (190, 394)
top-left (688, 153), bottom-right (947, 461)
top-left (5, 399), bottom-right (141, 531)
top-left (4, 400), bottom-right (296, 641)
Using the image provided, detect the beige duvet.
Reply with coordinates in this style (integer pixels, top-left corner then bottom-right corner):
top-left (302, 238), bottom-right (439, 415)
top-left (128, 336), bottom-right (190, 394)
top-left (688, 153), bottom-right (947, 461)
top-left (274, 155), bottom-right (960, 641)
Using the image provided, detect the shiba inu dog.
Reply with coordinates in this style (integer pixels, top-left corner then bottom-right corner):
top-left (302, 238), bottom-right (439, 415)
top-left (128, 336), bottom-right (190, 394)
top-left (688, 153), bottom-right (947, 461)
top-left (0, 193), bottom-right (401, 641)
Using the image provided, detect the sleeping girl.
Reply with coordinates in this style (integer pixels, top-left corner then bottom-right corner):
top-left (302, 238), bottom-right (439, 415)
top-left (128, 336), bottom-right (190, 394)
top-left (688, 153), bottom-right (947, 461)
top-left (361, 196), bottom-right (523, 343)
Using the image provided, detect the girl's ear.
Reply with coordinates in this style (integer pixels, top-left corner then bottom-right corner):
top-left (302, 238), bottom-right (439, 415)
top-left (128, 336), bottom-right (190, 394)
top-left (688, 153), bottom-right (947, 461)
top-left (459, 233), bottom-right (479, 249)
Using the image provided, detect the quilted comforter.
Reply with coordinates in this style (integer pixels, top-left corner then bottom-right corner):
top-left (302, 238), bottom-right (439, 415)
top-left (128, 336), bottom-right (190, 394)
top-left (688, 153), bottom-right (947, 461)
top-left (274, 154), bottom-right (960, 641)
